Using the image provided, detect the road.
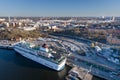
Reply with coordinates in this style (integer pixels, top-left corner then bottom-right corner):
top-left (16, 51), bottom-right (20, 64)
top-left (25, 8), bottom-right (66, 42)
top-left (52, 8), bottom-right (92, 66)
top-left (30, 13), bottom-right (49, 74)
top-left (49, 35), bottom-right (120, 80)
top-left (67, 54), bottom-right (120, 80)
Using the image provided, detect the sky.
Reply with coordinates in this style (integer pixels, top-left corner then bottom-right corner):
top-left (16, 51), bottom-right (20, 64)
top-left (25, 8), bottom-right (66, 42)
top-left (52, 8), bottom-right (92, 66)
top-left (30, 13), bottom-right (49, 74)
top-left (0, 0), bottom-right (120, 17)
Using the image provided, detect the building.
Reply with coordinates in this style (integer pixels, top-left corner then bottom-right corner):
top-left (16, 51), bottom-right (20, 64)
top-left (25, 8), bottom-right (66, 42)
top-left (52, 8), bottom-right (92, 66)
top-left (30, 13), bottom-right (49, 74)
top-left (22, 27), bottom-right (36, 31)
top-left (4, 22), bottom-right (10, 27)
top-left (107, 36), bottom-right (120, 45)
top-left (0, 18), bottom-right (5, 22)
top-left (18, 26), bottom-right (36, 31)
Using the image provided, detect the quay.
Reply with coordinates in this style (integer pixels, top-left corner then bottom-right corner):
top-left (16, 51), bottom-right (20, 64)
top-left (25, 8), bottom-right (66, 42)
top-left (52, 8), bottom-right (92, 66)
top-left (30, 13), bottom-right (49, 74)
top-left (66, 55), bottom-right (120, 80)
top-left (0, 45), bottom-right (13, 49)
top-left (66, 66), bottom-right (93, 80)
top-left (0, 40), bottom-right (16, 49)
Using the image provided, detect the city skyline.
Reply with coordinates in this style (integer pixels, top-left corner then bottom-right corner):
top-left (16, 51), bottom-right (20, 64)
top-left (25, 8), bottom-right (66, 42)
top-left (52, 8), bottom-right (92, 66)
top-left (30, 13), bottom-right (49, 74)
top-left (0, 0), bottom-right (120, 17)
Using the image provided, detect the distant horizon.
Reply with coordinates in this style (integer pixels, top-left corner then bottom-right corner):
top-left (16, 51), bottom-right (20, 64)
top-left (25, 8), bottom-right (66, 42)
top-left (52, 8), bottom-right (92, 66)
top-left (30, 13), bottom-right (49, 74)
top-left (0, 0), bottom-right (120, 16)
top-left (0, 16), bottom-right (119, 17)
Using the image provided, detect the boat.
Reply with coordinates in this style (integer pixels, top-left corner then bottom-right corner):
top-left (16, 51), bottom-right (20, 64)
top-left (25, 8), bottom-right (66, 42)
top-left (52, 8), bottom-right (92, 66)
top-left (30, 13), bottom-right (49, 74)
top-left (14, 41), bottom-right (66, 71)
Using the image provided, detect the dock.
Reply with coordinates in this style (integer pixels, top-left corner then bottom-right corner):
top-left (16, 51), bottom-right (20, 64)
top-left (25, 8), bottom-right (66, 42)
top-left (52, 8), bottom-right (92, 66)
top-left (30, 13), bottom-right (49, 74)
top-left (0, 40), bottom-right (16, 49)
top-left (66, 66), bottom-right (93, 80)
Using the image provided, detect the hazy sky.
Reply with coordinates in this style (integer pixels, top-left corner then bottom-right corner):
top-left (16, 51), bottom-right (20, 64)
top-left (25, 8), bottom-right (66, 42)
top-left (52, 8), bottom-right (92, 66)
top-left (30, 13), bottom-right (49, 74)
top-left (0, 0), bottom-right (120, 16)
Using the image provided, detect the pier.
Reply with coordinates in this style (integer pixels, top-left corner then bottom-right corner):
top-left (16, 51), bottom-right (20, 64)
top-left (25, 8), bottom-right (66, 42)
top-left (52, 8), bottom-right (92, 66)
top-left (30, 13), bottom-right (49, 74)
top-left (0, 40), bottom-right (15, 49)
top-left (66, 66), bottom-right (93, 80)
top-left (66, 54), bottom-right (120, 80)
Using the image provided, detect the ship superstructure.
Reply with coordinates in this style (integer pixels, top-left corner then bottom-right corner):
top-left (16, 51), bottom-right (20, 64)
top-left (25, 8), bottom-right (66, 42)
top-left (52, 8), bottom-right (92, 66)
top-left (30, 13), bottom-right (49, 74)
top-left (14, 41), bottom-right (66, 71)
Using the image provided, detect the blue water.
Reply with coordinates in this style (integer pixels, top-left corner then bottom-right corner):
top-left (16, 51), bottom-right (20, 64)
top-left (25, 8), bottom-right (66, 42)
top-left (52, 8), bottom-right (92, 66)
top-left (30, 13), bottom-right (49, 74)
top-left (0, 49), bottom-right (70, 80)
top-left (0, 49), bottom-right (106, 80)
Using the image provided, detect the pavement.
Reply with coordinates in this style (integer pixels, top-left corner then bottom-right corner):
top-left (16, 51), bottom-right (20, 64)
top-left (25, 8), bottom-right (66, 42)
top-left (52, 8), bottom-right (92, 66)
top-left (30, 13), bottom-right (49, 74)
top-left (49, 35), bottom-right (120, 80)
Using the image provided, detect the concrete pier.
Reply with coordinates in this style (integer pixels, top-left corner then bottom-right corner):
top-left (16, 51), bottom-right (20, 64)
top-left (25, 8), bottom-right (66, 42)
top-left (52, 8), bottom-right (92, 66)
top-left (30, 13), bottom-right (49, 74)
top-left (66, 66), bottom-right (93, 80)
top-left (0, 40), bottom-right (15, 49)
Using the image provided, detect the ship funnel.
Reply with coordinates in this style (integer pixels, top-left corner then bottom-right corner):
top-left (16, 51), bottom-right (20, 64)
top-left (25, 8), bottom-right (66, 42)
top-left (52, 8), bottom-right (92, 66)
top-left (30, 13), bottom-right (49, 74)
top-left (42, 43), bottom-right (48, 48)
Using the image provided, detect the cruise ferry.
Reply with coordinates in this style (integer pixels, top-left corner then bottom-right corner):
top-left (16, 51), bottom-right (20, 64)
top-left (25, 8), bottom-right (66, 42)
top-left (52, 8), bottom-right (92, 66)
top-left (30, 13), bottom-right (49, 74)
top-left (14, 41), bottom-right (66, 71)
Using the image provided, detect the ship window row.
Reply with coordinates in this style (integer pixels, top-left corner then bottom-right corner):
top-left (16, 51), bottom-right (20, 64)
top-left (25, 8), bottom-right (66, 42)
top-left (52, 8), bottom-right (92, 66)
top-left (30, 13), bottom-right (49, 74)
top-left (15, 47), bottom-right (65, 65)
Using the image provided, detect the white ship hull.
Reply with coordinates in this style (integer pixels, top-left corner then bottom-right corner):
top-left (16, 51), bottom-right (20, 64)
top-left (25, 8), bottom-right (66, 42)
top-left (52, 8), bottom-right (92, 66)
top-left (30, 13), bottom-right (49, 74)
top-left (14, 46), bottom-right (66, 71)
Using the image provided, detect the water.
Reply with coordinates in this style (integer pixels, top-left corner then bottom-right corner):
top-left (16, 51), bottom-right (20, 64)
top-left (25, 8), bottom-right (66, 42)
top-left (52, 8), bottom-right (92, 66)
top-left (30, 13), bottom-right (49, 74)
top-left (0, 49), bottom-right (105, 80)
top-left (0, 49), bottom-right (71, 80)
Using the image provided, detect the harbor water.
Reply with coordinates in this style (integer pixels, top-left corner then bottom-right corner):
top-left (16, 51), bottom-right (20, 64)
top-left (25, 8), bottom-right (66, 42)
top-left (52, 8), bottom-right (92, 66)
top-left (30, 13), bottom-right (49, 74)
top-left (0, 49), bottom-right (105, 80)
top-left (0, 49), bottom-right (71, 80)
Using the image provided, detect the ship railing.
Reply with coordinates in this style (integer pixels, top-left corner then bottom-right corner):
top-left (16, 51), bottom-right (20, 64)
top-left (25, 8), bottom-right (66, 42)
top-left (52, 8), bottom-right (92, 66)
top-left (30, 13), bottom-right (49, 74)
top-left (36, 51), bottom-right (65, 64)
